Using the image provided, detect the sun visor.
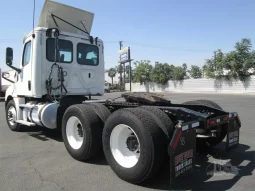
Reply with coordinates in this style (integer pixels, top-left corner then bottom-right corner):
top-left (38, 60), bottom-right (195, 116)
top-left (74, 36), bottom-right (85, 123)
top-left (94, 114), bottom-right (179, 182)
top-left (38, 0), bottom-right (94, 35)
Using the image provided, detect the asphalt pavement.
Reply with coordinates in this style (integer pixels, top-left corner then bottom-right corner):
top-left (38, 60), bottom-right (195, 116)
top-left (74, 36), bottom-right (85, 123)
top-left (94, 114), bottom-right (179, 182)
top-left (0, 93), bottom-right (254, 191)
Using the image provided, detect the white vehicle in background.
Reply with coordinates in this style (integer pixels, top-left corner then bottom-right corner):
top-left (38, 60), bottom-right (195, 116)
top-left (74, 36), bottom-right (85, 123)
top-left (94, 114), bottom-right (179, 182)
top-left (2, 0), bottom-right (241, 186)
top-left (104, 81), bottom-right (111, 93)
top-left (0, 69), bottom-right (16, 97)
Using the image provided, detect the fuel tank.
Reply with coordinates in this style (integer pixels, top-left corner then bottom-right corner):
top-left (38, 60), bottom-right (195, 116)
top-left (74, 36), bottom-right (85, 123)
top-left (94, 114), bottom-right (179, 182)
top-left (23, 102), bottom-right (59, 129)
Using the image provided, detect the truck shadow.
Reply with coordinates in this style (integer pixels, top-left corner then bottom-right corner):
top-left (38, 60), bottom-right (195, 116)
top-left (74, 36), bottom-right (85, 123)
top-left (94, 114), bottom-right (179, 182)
top-left (25, 129), bottom-right (254, 188)
top-left (27, 128), bottom-right (63, 142)
top-left (140, 143), bottom-right (254, 191)
top-left (27, 129), bottom-right (109, 165)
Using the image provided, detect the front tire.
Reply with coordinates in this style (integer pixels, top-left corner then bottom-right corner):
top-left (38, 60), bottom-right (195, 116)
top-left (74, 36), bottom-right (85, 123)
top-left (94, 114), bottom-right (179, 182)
top-left (5, 99), bottom-right (21, 131)
top-left (62, 104), bottom-right (102, 161)
top-left (102, 108), bottom-right (165, 184)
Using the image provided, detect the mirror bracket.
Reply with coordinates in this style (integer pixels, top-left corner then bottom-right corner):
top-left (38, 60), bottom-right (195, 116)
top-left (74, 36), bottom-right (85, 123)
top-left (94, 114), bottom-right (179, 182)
top-left (2, 72), bottom-right (15, 83)
top-left (8, 65), bottom-right (21, 74)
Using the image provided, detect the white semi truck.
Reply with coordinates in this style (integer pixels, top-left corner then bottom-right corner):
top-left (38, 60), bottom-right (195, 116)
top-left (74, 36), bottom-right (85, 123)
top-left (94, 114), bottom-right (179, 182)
top-left (3, 0), bottom-right (241, 186)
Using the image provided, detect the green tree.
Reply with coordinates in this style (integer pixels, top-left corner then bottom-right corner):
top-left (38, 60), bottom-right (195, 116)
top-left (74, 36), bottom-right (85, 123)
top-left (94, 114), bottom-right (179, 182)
top-left (150, 62), bottom-right (174, 84)
top-left (189, 65), bottom-right (202, 79)
top-left (117, 64), bottom-right (124, 87)
top-left (131, 68), bottom-right (136, 83)
top-left (203, 59), bottom-right (216, 78)
top-left (125, 65), bottom-right (132, 83)
top-left (108, 68), bottom-right (117, 85)
top-left (168, 64), bottom-right (176, 79)
top-left (203, 49), bottom-right (225, 79)
top-left (214, 49), bottom-right (225, 78)
top-left (183, 63), bottom-right (188, 78)
top-left (203, 38), bottom-right (255, 80)
top-left (223, 38), bottom-right (255, 80)
top-left (172, 66), bottom-right (186, 80)
top-left (182, 63), bottom-right (187, 71)
top-left (133, 60), bottom-right (153, 84)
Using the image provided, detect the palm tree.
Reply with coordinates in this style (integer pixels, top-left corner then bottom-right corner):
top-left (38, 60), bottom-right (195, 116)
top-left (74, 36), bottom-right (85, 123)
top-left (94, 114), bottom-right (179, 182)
top-left (108, 68), bottom-right (117, 85)
top-left (125, 65), bottom-right (130, 83)
top-left (117, 64), bottom-right (123, 89)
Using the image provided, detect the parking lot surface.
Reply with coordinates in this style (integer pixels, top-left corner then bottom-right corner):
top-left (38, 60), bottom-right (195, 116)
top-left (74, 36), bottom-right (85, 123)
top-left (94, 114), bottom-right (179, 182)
top-left (0, 93), bottom-right (254, 191)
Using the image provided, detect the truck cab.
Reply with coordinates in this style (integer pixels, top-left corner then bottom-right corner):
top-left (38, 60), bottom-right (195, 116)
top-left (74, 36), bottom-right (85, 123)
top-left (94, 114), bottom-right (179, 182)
top-left (5, 0), bottom-right (104, 101)
top-left (3, 0), bottom-right (105, 131)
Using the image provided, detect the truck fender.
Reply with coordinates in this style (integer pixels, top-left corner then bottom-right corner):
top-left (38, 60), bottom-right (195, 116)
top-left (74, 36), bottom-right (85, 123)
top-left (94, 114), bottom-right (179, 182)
top-left (5, 84), bottom-right (15, 102)
top-left (5, 88), bottom-right (25, 122)
top-left (12, 97), bottom-right (25, 122)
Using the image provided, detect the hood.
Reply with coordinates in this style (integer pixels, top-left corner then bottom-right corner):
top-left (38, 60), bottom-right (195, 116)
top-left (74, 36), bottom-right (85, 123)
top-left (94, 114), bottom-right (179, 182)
top-left (38, 0), bottom-right (94, 35)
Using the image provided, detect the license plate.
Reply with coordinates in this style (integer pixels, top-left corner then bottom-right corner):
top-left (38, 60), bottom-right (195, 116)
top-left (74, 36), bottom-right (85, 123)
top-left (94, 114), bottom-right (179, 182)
top-left (226, 115), bottom-right (240, 151)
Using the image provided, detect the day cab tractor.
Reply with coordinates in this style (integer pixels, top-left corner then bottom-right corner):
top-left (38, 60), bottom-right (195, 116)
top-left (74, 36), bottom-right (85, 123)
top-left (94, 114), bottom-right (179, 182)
top-left (2, 0), bottom-right (241, 186)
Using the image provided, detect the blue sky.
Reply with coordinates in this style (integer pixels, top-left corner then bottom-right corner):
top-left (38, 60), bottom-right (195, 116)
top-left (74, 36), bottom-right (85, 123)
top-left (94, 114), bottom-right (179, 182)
top-left (0, 0), bottom-right (255, 71)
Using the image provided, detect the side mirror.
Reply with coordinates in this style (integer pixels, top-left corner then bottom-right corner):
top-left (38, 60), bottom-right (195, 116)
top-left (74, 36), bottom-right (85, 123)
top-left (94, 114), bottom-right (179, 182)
top-left (6, 47), bottom-right (13, 66)
top-left (5, 47), bottom-right (21, 73)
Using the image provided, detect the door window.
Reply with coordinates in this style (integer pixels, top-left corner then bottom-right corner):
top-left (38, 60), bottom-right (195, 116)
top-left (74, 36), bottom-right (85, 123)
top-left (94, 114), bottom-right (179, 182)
top-left (22, 41), bottom-right (32, 66)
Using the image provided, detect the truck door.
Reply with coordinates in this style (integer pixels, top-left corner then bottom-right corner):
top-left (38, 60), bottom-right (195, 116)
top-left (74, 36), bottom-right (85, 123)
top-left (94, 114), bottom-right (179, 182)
top-left (17, 38), bottom-right (33, 96)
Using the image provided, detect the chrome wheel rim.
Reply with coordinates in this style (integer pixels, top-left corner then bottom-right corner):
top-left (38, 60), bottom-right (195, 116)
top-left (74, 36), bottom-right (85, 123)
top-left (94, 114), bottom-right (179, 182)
top-left (7, 106), bottom-right (16, 126)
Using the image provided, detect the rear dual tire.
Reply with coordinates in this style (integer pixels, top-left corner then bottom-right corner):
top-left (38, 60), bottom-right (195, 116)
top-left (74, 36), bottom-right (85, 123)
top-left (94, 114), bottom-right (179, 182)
top-left (102, 107), bottom-right (172, 184)
top-left (62, 104), bottom-right (110, 161)
top-left (62, 104), bottom-right (173, 183)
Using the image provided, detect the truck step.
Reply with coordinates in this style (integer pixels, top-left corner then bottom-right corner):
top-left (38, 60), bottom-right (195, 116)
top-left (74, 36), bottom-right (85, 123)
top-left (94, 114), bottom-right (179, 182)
top-left (15, 120), bottom-right (36, 126)
top-left (19, 104), bottom-right (38, 109)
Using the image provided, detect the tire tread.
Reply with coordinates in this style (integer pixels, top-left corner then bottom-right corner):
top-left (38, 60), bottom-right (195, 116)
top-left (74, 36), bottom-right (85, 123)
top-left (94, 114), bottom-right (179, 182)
top-left (62, 104), bottom-right (102, 161)
top-left (139, 106), bottom-right (174, 139)
top-left (103, 107), bottom-right (165, 183)
top-left (86, 103), bottom-right (111, 123)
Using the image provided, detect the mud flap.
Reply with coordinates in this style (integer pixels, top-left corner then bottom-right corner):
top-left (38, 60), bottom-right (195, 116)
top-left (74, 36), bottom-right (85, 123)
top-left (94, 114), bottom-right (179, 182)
top-left (168, 121), bottom-right (199, 189)
top-left (226, 112), bottom-right (241, 151)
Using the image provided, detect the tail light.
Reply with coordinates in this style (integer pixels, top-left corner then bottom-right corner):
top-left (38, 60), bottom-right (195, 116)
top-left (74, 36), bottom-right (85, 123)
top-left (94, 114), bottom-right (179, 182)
top-left (223, 115), bottom-right (229, 121)
top-left (207, 119), bottom-right (215, 126)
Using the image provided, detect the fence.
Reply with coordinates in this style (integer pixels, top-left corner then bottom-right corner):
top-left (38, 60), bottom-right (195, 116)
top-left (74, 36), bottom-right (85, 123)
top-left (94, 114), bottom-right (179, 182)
top-left (125, 75), bottom-right (255, 94)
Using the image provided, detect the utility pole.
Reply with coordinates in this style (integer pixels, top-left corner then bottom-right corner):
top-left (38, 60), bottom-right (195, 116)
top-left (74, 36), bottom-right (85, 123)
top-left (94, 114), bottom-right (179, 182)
top-left (119, 41), bottom-right (123, 50)
top-left (123, 63), bottom-right (126, 91)
top-left (122, 43), bottom-right (126, 91)
top-left (129, 48), bottom-right (132, 92)
top-left (119, 41), bottom-right (123, 91)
